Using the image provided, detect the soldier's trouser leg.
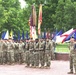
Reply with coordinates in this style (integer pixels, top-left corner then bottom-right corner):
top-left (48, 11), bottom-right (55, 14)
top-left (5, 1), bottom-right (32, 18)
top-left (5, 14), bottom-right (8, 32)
top-left (0, 52), bottom-right (3, 64)
top-left (7, 52), bottom-right (10, 63)
top-left (47, 54), bottom-right (51, 67)
top-left (14, 50), bottom-right (19, 63)
top-left (24, 51), bottom-right (26, 63)
top-left (9, 50), bottom-right (14, 64)
top-left (73, 56), bottom-right (76, 73)
top-left (21, 52), bottom-right (25, 63)
top-left (34, 52), bottom-right (39, 67)
top-left (45, 51), bottom-right (51, 67)
top-left (69, 56), bottom-right (73, 72)
top-left (30, 51), bottom-right (34, 66)
top-left (3, 51), bottom-right (7, 64)
top-left (51, 49), bottom-right (55, 60)
top-left (39, 51), bottom-right (45, 67)
top-left (26, 51), bottom-right (30, 66)
top-left (19, 52), bottom-right (24, 63)
top-left (18, 53), bottom-right (21, 63)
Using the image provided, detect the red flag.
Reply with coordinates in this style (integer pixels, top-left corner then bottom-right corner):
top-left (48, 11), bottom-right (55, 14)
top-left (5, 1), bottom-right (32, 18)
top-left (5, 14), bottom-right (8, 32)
top-left (38, 4), bottom-right (42, 35)
top-left (28, 5), bottom-right (37, 39)
top-left (32, 5), bottom-right (36, 26)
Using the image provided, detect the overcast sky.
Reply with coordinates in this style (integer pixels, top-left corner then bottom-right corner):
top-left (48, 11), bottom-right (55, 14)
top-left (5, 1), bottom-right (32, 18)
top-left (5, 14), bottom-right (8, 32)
top-left (19, 0), bottom-right (26, 8)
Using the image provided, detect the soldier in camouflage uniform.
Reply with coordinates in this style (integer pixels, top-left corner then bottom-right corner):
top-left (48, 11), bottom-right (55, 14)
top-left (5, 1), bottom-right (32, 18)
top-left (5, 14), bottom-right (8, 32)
top-left (7, 39), bottom-right (15, 64)
top-left (2, 40), bottom-right (8, 64)
top-left (50, 39), bottom-right (55, 60)
top-left (73, 43), bottom-right (76, 75)
top-left (34, 39), bottom-right (39, 68)
top-left (29, 38), bottom-right (34, 67)
top-left (68, 37), bottom-right (75, 74)
top-left (39, 39), bottom-right (45, 68)
top-left (45, 39), bottom-right (51, 68)
top-left (0, 40), bottom-right (4, 64)
top-left (14, 41), bottom-right (19, 63)
top-left (25, 39), bottom-right (30, 67)
top-left (18, 40), bottom-right (25, 64)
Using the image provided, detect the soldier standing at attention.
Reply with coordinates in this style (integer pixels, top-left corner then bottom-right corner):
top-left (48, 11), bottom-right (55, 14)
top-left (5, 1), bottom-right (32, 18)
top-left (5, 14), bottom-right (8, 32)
top-left (39, 39), bottom-right (45, 68)
top-left (34, 39), bottom-right (39, 68)
top-left (25, 39), bottom-right (30, 67)
top-left (19, 40), bottom-right (25, 64)
top-left (29, 38), bottom-right (34, 67)
top-left (14, 41), bottom-right (19, 63)
top-left (8, 39), bottom-right (15, 64)
top-left (73, 42), bottom-right (76, 75)
top-left (2, 40), bottom-right (8, 64)
top-left (68, 36), bottom-right (75, 74)
top-left (50, 39), bottom-right (55, 60)
top-left (0, 40), bottom-right (4, 64)
top-left (45, 38), bottom-right (51, 68)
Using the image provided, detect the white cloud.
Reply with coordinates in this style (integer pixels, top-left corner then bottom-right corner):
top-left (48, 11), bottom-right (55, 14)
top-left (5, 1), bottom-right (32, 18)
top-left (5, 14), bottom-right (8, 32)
top-left (19, 0), bottom-right (26, 8)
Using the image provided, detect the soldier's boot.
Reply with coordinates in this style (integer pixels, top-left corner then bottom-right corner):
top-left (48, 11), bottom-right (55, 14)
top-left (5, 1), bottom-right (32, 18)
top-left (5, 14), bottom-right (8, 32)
top-left (45, 62), bottom-right (50, 69)
top-left (67, 71), bottom-right (73, 74)
top-left (25, 63), bottom-right (30, 67)
top-left (67, 67), bottom-right (73, 74)
top-left (74, 65), bottom-right (76, 75)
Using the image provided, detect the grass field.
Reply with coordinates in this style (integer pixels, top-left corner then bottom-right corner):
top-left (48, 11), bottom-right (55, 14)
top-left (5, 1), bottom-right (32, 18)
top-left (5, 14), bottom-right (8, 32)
top-left (55, 43), bottom-right (70, 53)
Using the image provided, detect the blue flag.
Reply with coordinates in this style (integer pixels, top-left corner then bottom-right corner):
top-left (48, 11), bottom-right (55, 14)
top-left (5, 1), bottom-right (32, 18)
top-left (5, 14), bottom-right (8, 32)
top-left (1, 32), bottom-right (6, 39)
top-left (65, 30), bottom-right (76, 41)
top-left (74, 31), bottom-right (76, 40)
top-left (43, 31), bottom-right (46, 39)
top-left (26, 31), bottom-right (28, 39)
top-left (53, 30), bottom-right (63, 41)
top-left (22, 31), bottom-right (24, 40)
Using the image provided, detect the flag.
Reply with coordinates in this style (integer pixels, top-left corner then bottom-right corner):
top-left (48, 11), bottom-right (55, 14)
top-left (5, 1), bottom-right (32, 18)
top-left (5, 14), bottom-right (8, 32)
top-left (32, 5), bottom-right (37, 26)
top-left (13, 31), bottom-right (17, 41)
top-left (65, 30), bottom-right (76, 41)
top-left (9, 30), bottom-right (13, 39)
top-left (43, 31), bottom-right (46, 39)
top-left (18, 31), bottom-right (20, 41)
top-left (26, 31), bottom-right (28, 39)
top-left (74, 30), bottom-right (76, 40)
top-left (52, 30), bottom-right (63, 41)
top-left (38, 4), bottom-right (42, 35)
top-left (46, 32), bottom-right (50, 39)
top-left (31, 26), bottom-right (37, 40)
top-left (29, 5), bottom-right (37, 40)
top-left (4, 30), bottom-right (9, 39)
top-left (21, 30), bottom-right (24, 40)
top-left (1, 31), bottom-right (6, 39)
top-left (56, 28), bottom-right (74, 43)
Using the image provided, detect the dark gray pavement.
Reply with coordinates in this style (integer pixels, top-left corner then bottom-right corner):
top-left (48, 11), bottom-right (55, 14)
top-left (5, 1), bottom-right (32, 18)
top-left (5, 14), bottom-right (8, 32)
top-left (0, 61), bottom-right (74, 75)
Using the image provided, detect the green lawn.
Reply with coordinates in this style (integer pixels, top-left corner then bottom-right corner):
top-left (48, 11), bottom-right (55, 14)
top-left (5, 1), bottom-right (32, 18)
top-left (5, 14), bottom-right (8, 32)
top-left (55, 43), bottom-right (70, 53)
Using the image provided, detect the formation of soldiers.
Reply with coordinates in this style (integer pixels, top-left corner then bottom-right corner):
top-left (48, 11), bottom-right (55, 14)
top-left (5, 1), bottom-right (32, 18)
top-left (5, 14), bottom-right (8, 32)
top-left (0, 38), bottom-right (55, 68)
top-left (25, 38), bottom-right (55, 68)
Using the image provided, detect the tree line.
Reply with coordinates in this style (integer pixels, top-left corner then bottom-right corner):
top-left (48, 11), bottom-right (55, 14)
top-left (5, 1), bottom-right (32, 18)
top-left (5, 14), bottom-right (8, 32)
top-left (0, 0), bottom-right (76, 38)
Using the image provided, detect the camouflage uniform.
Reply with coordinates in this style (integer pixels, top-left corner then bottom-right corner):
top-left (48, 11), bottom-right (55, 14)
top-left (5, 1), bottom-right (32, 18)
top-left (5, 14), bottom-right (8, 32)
top-left (68, 38), bottom-right (75, 74)
top-left (34, 39), bottom-right (39, 67)
top-left (25, 41), bottom-right (30, 66)
top-left (8, 40), bottom-right (15, 64)
top-left (0, 40), bottom-right (4, 64)
top-left (39, 39), bottom-right (45, 68)
top-left (2, 41), bottom-right (8, 64)
top-left (29, 40), bottom-right (34, 67)
top-left (73, 45), bottom-right (76, 74)
top-left (19, 41), bottom-right (25, 64)
top-left (45, 39), bottom-right (51, 68)
top-left (50, 40), bottom-right (55, 60)
top-left (14, 42), bottom-right (19, 63)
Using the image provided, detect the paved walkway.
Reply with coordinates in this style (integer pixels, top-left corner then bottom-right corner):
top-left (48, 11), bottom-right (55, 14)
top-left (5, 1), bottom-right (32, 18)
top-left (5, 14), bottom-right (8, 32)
top-left (0, 61), bottom-right (74, 75)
